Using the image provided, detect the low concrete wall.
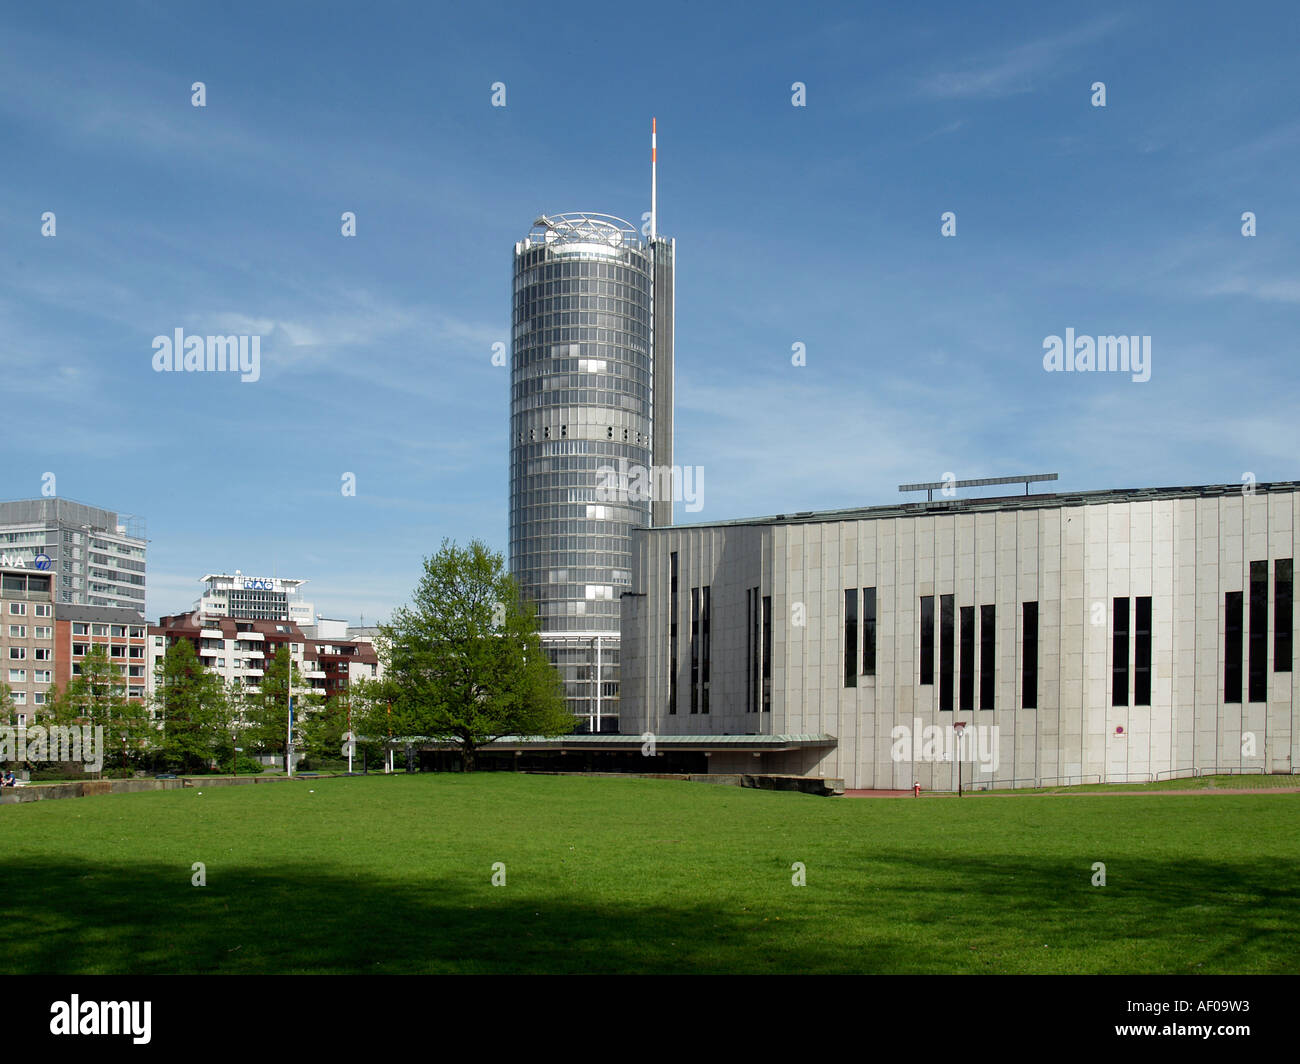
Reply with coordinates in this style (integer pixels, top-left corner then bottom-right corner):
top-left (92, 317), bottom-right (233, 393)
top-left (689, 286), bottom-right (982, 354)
top-left (1, 769), bottom-right (844, 805)
top-left (0, 778), bottom-right (187, 804)
top-left (525, 769), bottom-right (843, 796)
top-left (0, 771), bottom-right (366, 804)
top-left (741, 773), bottom-right (844, 797)
top-left (175, 772), bottom-right (355, 788)
top-left (111, 779), bottom-right (183, 795)
top-left (178, 774), bottom-right (291, 788)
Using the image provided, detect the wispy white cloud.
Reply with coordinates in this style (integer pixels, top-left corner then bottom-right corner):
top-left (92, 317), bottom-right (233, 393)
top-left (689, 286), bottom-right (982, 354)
top-left (918, 17), bottom-right (1124, 100)
top-left (1206, 276), bottom-right (1300, 305)
top-left (914, 119), bottom-right (966, 144)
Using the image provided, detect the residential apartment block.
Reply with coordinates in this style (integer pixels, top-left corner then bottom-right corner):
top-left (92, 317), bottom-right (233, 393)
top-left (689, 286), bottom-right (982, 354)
top-left (149, 613), bottom-right (379, 703)
top-left (1, 564), bottom-right (56, 725)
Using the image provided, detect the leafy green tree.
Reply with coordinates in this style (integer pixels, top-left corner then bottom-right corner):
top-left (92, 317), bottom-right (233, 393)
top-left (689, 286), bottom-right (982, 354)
top-left (349, 673), bottom-right (396, 772)
top-left (299, 691), bottom-right (351, 765)
top-left (0, 680), bottom-right (11, 762)
top-left (152, 638), bottom-right (238, 773)
top-left (365, 538), bottom-right (572, 771)
top-left (52, 645), bottom-right (152, 772)
top-left (241, 646), bottom-right (322, 768)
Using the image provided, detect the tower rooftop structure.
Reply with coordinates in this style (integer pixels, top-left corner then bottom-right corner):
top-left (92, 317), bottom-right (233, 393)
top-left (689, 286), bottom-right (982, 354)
top-left (524, 213), bottom-right (642, 253)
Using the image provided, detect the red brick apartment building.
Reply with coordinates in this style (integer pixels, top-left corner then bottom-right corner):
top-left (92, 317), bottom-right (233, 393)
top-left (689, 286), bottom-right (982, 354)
top-left (53, 605), bottom-right (151, 703)
top-left (149, 614), bottom-right (379, 701)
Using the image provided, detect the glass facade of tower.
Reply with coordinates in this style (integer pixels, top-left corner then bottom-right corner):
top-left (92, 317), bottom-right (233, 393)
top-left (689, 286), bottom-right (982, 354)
top-left (509, 213), bottom-right (674, 731)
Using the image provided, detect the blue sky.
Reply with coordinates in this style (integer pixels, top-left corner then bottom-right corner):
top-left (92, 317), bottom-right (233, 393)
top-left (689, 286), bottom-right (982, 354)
top-left (1, 0), bottom-right (1297, 623)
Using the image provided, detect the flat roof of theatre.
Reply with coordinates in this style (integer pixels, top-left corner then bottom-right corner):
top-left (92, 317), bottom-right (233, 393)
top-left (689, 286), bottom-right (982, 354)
top-left (656, 481), bottom-right (1300, 531)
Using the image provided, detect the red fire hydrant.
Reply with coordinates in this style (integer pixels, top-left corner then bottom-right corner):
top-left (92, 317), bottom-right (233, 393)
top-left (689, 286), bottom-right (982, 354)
top-left (913, 781), bottom-right (921, 798)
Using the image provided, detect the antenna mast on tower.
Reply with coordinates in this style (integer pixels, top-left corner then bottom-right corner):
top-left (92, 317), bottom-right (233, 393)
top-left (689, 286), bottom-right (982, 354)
top-left (650, 117), bottom-right (657, 241)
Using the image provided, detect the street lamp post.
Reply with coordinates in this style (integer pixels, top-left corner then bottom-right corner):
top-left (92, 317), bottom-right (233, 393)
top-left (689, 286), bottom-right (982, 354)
top-left (286, 650), bottom-right (293, 778)
top-left (343, 690), bottom-right (355, 774)
top-left (953, 720), bottom-right (967, 798)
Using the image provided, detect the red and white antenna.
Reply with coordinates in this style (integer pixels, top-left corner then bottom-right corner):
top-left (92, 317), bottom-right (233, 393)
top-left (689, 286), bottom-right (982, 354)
top-left (650, 116), bottom-right (657, 241)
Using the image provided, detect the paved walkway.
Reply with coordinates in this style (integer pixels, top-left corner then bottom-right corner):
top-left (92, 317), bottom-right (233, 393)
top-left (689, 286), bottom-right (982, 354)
top-left (845, 789), bottom-right (915, 797)
top-left (1028, 786), bottom-right (1300, 796)
top-left (845, 785), bottom-right (1300, 798)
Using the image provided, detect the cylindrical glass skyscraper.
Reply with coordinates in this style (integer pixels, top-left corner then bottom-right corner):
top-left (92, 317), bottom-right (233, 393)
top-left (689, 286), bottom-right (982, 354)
top-left (510, 212), bottom-right (674, 732)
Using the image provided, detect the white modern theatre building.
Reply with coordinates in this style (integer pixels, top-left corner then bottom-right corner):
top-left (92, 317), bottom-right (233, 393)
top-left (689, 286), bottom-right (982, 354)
top-left (619, 481), bottom-right (1300, 790)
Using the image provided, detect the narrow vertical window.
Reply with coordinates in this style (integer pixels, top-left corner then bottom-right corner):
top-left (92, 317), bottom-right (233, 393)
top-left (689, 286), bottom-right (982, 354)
top-left (1022, 602), bottom-right (1038, 709)
top-left (959, 605), bottom-right (975, 712)
top-left (919, 595), bottom-right (934, 685)
top-left (1249, 561), bottom-right (1268, 702)
top-left (1112, 597), bottom-right (1130, 707)
top-left (979, 604), bottom-right (995, 710)
top-left (746, 589), bottom-right (753, 712)
top-left (862, 587), bottom-right (876, 677)
top-left (844, 588), bottom-right (858, 688)
top-left (1225, 591), bottom-right (1243, 704)
top-left (690, 587), bottom-right (699, 714)
top-left (1134, 596), bottom-right (1151, 707)
top-left (701, 586), bottom-right (710, 714)
top-left (669, 552), bottom-right (678, 715)
top-left (1275, 559), bottom-right (1293, 673)
top-left (939, 594), bottom-right (955, 712)
top-left (762, 595), bottom-right (771, 712)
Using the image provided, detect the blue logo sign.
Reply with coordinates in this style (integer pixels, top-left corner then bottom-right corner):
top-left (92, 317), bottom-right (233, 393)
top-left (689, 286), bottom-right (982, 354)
top-left (33, 553), bottom-right (51, 571)
top-left (243, 578), bottom-right (274, 590)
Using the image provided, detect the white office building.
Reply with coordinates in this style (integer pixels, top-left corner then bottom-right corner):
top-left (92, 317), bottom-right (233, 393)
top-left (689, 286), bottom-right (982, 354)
top-left (0, 499), bottom-right (146, 611)
top-left (195, 572), bottom-right (314, 627)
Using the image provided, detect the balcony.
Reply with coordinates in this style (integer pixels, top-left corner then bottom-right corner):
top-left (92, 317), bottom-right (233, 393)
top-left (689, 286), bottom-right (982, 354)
top-left (200, 628), bottom-right (223, 639)
top-left (0, 589), bottom-right (54, 602)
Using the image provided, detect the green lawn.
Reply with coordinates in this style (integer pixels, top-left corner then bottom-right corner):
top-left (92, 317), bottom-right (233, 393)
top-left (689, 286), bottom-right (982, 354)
top-left (1, 773), bottom-right (1296, 974)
